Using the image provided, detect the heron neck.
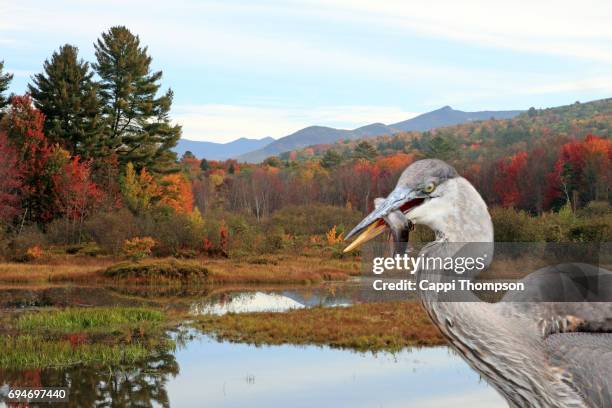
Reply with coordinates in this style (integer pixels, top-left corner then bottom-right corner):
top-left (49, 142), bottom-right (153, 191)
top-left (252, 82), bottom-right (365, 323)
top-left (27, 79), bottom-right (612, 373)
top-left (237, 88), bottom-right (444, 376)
top-left (431, 177), bottom-right (493, 243)
top-left (416, 177), bottom-right (493, 292)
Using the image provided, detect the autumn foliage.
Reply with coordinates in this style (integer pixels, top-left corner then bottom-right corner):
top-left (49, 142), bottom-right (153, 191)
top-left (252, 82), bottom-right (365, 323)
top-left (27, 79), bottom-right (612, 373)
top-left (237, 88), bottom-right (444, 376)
top-left (159, 173), bottom-right (194, 213)
top-left (123, 237), bottom-right (156, 261)
top-left (0, 132), bottom-right (23, 223)
top-left (545, 135), bottom-right (611, 209)
top-left (494, 151), bottom-right (528, 207)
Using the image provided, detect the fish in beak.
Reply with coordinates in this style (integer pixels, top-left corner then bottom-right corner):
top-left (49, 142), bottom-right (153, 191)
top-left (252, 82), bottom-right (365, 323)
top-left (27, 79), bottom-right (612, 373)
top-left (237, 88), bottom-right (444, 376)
top-left (344, 187), bottom-right (423, 253)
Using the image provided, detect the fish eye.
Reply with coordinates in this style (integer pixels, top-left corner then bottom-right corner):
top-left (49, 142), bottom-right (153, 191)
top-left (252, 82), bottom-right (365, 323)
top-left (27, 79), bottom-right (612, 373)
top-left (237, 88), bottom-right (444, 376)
top-left (423, 182), bottom-right (436, 193)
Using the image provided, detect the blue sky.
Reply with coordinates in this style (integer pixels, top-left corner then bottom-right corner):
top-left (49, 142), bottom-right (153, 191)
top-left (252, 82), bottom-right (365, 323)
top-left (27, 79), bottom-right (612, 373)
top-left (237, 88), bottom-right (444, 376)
top-left (2, 0), bottom-right (611, 142)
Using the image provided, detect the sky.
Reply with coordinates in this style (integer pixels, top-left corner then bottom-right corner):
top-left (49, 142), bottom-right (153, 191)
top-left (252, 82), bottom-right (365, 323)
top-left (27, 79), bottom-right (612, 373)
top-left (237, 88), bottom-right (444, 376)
top-left (1, 0), bottom-right (612, 143)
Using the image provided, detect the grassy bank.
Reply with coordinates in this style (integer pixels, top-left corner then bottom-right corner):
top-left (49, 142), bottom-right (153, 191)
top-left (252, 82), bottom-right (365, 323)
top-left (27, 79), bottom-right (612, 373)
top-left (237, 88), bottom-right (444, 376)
top-left (1, 307), bottom-right (174, 370)
top-left (196, 301), bottom-right (445, 352)
top-left (0, 335), bottom-right (171, 369)
top-left (16, 307), bottom-right (164, 333)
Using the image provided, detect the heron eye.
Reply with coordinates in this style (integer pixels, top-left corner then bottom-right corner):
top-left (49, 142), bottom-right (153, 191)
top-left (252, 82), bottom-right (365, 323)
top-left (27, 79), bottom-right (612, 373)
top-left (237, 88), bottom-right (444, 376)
top-left (423, 183), bottom-right (436, 193)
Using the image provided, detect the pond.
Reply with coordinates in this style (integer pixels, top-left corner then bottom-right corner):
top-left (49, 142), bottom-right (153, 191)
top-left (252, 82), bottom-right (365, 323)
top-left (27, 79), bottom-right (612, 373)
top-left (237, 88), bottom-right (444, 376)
top-left (167, 333), bottom-right (506, 408)
top-left (0, 284), bottom-right (507, 407)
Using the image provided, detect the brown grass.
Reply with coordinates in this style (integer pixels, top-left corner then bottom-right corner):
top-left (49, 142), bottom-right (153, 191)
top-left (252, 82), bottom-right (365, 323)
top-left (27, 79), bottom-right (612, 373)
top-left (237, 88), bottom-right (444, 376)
top-left (201, 254), bottom-right (359, 284)
top-left (196, 301), bottom-right (445, 352)
top-left (0, 262), bottom-right (111, 283)
top-left (0, 254), bottom-right (359, 285)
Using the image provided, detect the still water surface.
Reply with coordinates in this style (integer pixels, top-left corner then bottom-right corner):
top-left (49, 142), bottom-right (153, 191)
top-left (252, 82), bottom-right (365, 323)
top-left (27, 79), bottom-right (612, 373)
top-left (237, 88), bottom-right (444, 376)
top-left (0, 284), bottom-right (507, 407)
top-left (168, 333), bottom-right (506, 408)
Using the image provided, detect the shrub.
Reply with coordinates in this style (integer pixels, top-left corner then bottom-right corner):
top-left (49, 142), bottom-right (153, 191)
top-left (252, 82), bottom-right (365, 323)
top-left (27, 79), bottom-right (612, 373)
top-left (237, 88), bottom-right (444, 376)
top-left (139, 210), bottom-right (206, 256)
top-left (225, 213), bottom-right (260, 257)
top-left (9, 226), bottom-right (48, 261)
top-left (11, 225), bottom-right (47, 251)
top-left (46, 218), bottom-right (80, 245)
top-left (84, 209), bottom-right (139, 255)
top-left (122, 237), bottom-right (156, 261)
top-left (261, 226), bottom-right (285, 253)
top-left (103, 259), bottom-right (209, 281)
top-left (490, 207), bottom-right (544, 242)
top-left (25, 245), bottom-right (44, 261)
top-left (64, 242), bottom-right (103, 257)
top-left (0, 229), bottom-right (11, 261)
top-left (578, 201), bottom-right (611, 217)
top-left (539, 204), bottom-right (579, 242)
top-left (325, 225), bottom-right (344, 245)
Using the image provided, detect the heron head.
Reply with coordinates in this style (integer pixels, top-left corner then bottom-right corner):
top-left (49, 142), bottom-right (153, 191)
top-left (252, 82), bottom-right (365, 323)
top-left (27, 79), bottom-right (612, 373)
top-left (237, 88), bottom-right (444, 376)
top-left (344, 159), bottom-right (459, 252)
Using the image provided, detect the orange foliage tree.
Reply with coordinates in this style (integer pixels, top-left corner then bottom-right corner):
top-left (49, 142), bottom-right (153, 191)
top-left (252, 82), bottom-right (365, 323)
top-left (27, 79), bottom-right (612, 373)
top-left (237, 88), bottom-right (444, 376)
top-left (159, 173), bottom-right (194, 213)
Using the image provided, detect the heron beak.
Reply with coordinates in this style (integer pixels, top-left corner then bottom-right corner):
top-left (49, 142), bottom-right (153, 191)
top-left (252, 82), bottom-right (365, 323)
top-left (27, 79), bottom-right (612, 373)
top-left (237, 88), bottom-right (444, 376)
top-left (343, 219), bottom-right (387, 253)
top-left (343, 187), bottom-right (422, 253)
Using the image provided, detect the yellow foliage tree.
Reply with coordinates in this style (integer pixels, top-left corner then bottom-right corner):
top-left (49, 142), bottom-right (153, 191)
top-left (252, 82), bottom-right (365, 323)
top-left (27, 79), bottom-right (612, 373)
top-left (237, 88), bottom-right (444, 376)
top-left (121, 162), bottom-right (160, 213)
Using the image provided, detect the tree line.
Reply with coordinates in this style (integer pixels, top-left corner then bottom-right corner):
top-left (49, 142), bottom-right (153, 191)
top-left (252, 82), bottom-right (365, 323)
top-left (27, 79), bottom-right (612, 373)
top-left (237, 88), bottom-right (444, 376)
top-left (182, 98), bottom-right (611, 219)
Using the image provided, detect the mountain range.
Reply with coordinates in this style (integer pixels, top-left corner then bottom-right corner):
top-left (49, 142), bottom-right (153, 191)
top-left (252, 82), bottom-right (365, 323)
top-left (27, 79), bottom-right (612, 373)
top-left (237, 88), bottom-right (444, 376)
top-left (175, 106), bottom-right (523, 162)
top-left (174, 137), bottom-right (275, 160)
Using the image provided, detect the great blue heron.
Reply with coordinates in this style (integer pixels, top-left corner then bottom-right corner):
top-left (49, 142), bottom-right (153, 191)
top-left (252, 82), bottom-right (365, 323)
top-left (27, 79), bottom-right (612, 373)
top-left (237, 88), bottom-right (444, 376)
top-left (344, 159), bottom-right (612, 408)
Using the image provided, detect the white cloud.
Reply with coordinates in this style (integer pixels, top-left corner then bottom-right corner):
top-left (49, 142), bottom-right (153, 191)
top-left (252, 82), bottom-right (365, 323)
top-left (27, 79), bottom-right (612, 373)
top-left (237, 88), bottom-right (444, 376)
top-left (296, 0), bottom-right (612, 63)
top-left (173, 104), bottom-right (417, 142)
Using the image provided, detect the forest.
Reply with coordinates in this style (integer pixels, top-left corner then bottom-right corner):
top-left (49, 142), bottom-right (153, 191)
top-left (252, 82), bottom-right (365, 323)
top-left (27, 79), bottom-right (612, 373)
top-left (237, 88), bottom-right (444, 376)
top-left (0, 27), bottom-right (610, 264)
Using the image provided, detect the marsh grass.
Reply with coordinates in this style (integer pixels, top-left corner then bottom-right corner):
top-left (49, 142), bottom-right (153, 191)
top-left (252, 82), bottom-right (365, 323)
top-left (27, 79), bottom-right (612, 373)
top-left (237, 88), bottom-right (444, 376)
top-left (197, 301), bottom-right (445, 352)
top-left (0, 334), bottom-right (174, 369)
top-left (102, 257), bottom-right (356, 284)
top-left (1, 307), bottom-right (173, 370)
top-left (202, 255), bottom-right (357, 284)
top-left (16, 307), bottom-right (164, 333)
top-left (0, 252), bottom-right (358, 285)
top-left (103, 259), bottom-right (209, 281)
top-left (0, 262), bottom-right (111, 283)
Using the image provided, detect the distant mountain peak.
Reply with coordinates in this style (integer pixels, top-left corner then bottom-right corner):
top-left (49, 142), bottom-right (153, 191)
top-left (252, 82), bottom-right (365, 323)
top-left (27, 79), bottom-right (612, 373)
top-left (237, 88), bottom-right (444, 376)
top-left (237, 106), bottom-right (523, 163)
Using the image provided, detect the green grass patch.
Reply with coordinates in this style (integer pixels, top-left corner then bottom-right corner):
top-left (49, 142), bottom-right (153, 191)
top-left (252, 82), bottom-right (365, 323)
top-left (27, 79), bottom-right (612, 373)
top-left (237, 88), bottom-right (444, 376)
top-left (1, 307), bottom-right (174, 369)
top-left (0, 334), bottom-right (174, 369)
top-left (103, 259), bottom-right (209, 281)
top-left (16, 307), bottom-right (164, 333)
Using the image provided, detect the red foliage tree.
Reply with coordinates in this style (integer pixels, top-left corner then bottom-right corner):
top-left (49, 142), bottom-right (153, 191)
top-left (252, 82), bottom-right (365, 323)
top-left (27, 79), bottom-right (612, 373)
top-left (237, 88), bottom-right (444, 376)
top-left (0, 132), bottom-right (23, 223)
top-left (2, 95), bottom-right (56, 223)
top-left (545, 135), bottom-right (611, 209)
top-left (54, 156), bottom-right (103, 221)
top-left (493, 151), bottom-right (528, 207)
top-left (1, 95), bottom-right (104, 226)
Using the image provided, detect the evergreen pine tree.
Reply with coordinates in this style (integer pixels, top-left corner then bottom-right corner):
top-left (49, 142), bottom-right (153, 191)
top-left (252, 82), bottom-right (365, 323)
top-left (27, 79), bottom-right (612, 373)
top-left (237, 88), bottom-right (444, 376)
top-left (320, 149), bottom-right (342, 168)
top-left (353, 141), bottom-right (377, 161)
top-left (93, 26), bottom-right (180, 173)
top-left (0, 61), bottom-right (13, 111)
top-left (199, 158), bottom-right (210, 171)
top-left (28, 45), bottom-right (103, 158)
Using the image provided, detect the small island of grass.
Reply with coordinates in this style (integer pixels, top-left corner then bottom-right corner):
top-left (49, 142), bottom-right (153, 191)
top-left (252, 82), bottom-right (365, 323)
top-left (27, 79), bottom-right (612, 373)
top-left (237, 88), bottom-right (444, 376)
top-left (196, 301), bottom-right (445, 352)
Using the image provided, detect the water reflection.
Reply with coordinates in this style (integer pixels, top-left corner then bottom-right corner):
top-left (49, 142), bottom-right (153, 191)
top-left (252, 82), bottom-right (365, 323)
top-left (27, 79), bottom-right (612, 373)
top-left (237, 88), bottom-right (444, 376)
top-left (0, 331), bottom-right (505, 408)
top-left (0, 283), bottom-right (359, 315)
top-left (190, 288), bottom-right (353, 315)
top-left (191, 292), bottom-right (305, 315)
top-left (168, 334), bottom-right (506, 408)
top-left (0, 348), bottom-right (178, 408)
